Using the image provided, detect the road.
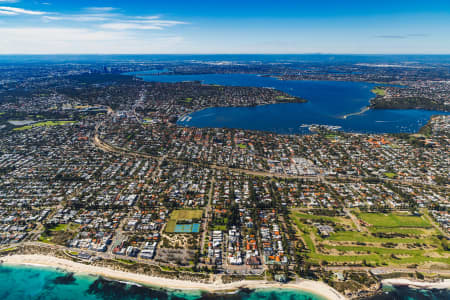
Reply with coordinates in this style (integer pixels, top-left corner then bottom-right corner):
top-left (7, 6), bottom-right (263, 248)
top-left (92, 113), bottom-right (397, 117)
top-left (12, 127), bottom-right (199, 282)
top-left (422, 212), bottom-right (450, 239)
top-left (4, 239), bottom-right (449, 277)
top-left (324, 265), bottom-right (450, 276)
top-left (81, 110), bottom-right (450, 276)
top-left (108, 216), bottom-right (129, 256)
top-left (200, 178), bottom-right (215, 255)
top-left (344, 208), bottom-right (363, 232)
top-left (92, 132), bottom-right (449, 192)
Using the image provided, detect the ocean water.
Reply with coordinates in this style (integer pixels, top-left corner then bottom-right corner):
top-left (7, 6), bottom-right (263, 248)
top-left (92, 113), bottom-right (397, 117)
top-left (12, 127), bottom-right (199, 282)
top-left (0, 264), bottom-right (324, 300)
top-left (368, 285), bottom-right (450, 300)
top-left (135, 73), bottom-right (449, 134)
top-left (3, 54), bottom-right (450, 64)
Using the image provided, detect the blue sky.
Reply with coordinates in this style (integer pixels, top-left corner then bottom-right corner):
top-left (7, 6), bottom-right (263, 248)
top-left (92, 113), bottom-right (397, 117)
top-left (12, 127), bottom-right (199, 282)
top-left (0, 0), bottom-right (449, 54)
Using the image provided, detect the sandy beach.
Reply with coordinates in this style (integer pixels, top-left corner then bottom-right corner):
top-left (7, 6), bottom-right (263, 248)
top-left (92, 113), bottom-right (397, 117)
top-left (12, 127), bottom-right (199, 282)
top-left (382, 278), bottom-right (450, 290)
top-left (1, 254), bottom-right (345, 300)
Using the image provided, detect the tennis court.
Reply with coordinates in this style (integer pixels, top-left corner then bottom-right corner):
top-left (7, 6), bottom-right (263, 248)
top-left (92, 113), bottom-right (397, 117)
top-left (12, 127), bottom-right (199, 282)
top-left (174, 223), bottom-right (200, 233)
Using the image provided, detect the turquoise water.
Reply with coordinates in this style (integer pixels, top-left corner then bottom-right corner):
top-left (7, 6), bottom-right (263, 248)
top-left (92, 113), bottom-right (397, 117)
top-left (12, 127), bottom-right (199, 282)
top-left (1, 264), bottom-right (448, 299)
top-left (368, 285), bottom-right (450, 300)
top-left (0, 264), bottom-right (325, 300)
top-left (135, 73), bottom-right (449, 134)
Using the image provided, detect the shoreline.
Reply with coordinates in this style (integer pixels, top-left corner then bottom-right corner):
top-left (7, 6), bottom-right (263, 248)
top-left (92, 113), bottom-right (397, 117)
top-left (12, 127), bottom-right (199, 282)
top-left (382, 278), bottom-right (450, 290)
top-left (1, 254), bottom-right (346, 300)
top-left (139, 72), bottom-right (443, 135)
top-left (176, 100), bottom-right (307, 125)
top-left (341, 106), bottom-right (370, 119)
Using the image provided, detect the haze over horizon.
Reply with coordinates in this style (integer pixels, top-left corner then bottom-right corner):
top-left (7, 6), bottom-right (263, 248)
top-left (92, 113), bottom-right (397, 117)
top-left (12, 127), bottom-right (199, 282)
top-left (0, 0), bottom-right (449, 54)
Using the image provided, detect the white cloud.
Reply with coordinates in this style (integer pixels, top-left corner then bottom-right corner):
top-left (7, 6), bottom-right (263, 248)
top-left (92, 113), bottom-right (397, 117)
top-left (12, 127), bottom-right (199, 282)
top-left (0, 9), bottom-right (15, 15)
top-left (0, 6), bottom-right (46, 15)
top-left (43, 14), bottom-right (113, 22)
top-left (135, 19), bottom-right (187, 26)
top-left (40, 9), bottom-right (187, 31)
top-left (0, 27), bottom-right (185, 54)
top-left (0, 6), bottom-right (188, 53)
top-left (100, 23), bottom-right (163, 30)
top-left (85, 7), bottom-right (117, 12)
top-left (100, 18), bottom-right (188, 31)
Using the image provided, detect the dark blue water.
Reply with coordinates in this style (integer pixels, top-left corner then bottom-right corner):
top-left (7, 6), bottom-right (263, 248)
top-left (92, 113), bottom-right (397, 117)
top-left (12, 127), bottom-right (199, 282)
top-left (0, 264), bottom-right (325, 300)
top-left (135, 73), bottom-right (448, 134)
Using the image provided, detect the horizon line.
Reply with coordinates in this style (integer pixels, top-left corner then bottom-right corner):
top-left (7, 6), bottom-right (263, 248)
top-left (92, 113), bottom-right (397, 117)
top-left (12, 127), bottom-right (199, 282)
top-left (1, 53), bottom-right (450, 56)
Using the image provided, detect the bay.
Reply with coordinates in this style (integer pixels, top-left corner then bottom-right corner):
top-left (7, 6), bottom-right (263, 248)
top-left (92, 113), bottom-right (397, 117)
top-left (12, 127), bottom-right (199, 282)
top-left (135, 73), bottom-right (449, 134)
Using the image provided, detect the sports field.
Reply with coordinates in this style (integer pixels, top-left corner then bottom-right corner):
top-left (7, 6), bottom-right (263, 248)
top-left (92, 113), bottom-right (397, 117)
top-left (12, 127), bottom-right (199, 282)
top-left (13, 120), bottom-right (77, 131)
top-left (165, 209), bottom-right (203, 233)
